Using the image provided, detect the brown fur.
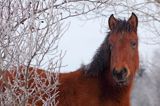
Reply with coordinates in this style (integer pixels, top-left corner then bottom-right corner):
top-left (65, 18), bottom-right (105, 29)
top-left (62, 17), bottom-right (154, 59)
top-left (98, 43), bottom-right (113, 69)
top-left (0, 13), bottom-right (139, 106)
top-left (58, 70), bottom-right (131, 106)
top-left (59, 13), bottom-right (139, 106)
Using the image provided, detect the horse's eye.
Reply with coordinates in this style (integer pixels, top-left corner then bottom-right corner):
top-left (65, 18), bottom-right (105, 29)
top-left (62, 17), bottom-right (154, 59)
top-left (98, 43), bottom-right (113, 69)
top-left (130, 41), bottom-right (137, 49)
top-left (109, 43), bottom-right (113, 50)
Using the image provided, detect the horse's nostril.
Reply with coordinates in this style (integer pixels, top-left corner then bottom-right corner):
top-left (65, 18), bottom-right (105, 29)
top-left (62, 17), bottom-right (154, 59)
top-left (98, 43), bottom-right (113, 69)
top-left (120, 68), bottom-right (128, 79)
top-left (112, 68), bottom-right (128, 81)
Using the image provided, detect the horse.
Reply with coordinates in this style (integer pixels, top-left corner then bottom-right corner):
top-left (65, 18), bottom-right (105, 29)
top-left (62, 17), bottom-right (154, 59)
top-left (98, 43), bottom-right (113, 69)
top-left (0, 13), bottom-right (139, 106)
top-left (58, 13), bottom-right (139, 106)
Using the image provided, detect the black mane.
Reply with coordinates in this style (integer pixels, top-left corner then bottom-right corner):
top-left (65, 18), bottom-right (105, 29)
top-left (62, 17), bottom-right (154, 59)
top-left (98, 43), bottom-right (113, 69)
top-left (82, 19), bottom-right (133, 77)
top-left (113, 19), bottom-right (132, 32)
top-left (82, 35), bottom-right (110, 77)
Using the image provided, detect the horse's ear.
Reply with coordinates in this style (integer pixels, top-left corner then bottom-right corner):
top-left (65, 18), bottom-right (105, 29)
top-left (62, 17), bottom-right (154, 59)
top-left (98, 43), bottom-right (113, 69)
top-left (128, 12), bottom-right (138, 31)
top-left (108, 14), bottom-right (117, 30)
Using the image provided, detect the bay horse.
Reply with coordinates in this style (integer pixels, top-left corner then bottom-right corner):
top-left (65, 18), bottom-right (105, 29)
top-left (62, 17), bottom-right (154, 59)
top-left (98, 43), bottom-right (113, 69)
top-left (0, 13), bottom-right (139, 106)
top-left (58, 13), bottom-right (139, 106)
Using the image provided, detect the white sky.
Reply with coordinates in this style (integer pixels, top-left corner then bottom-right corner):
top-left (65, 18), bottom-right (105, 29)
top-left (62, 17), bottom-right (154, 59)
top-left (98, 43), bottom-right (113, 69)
top-left (59, 16), bottom-right (160, 72)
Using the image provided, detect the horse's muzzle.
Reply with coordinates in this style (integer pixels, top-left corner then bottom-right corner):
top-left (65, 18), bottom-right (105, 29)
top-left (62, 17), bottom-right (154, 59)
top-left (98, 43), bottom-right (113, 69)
top-left (112, 67), bottom-right (129, 86)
